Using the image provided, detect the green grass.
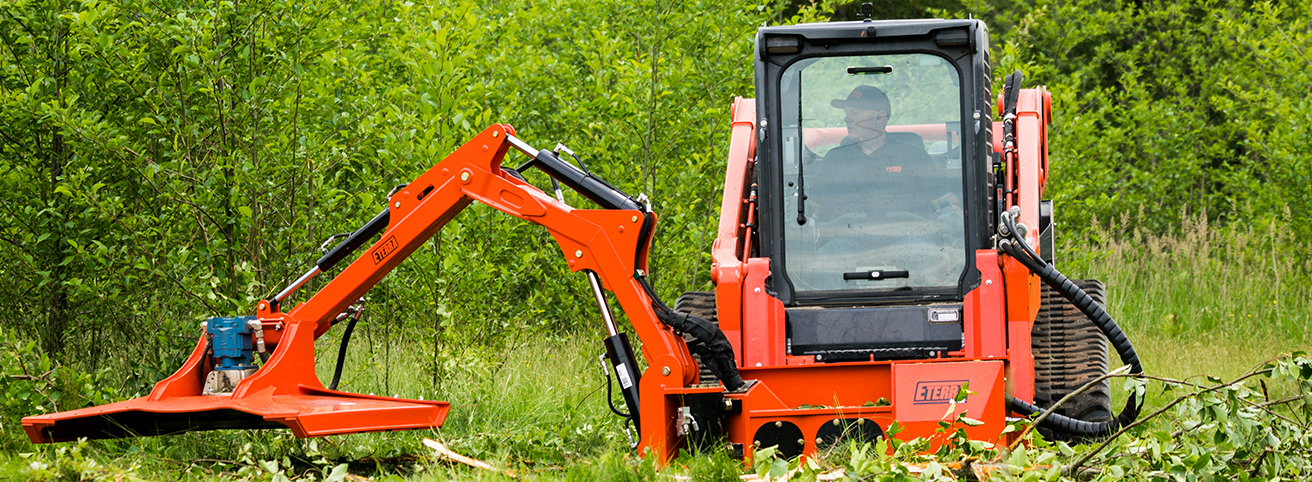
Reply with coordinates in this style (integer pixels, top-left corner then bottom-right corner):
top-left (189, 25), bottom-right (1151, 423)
top-left (4, 219), bottom-right (1311, 480)
top-left (1068, 215), bottom-right (1312, 412)
top-left (1070, 213), bottom-right (1311, 345)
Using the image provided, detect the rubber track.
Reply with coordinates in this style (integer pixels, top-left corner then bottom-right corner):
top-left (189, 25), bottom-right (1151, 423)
top-left (1032, 279), bottom-right (1113, 431)
top-left (674, 291), bottom-right (720, 386)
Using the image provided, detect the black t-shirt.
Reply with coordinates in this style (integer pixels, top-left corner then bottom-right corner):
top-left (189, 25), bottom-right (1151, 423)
top-left (807, 135), bottom-right (943, 220)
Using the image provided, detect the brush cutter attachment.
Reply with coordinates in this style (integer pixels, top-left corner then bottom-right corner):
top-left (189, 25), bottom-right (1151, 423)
top-left (23, 318), bottom-right (449, 443)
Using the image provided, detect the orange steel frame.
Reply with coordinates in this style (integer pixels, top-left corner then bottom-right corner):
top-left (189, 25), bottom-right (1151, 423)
top-left (25, 89), bottom-right (1053, 464)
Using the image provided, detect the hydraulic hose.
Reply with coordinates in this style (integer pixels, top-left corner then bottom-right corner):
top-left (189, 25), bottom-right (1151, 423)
top-left (999, 213), bottom-right (1144, 437)
top-left (598, 354), bottom-right (632, 418)
top-left (329, 309), bottom-right (363, 391)
top-left (635, 275), bottom-right (746, 391)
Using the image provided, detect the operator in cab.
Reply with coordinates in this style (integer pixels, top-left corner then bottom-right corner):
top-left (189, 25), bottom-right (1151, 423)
top-left (823, 85), bottom-right (934, 179)
top-left (812, 85), bottom-right (960, 220)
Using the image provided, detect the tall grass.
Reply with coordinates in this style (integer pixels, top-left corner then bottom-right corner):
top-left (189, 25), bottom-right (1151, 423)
top-left (312, 332), bottom-right (629, 465)
top-left (1063, 210), bottom-right (1311, 382)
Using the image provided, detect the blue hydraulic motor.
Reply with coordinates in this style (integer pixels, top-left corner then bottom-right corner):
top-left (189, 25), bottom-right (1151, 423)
top-left (202, 316), bottom-right (265, 394)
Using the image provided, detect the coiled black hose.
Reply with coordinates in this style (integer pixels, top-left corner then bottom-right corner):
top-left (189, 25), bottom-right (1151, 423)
top-left (999, 213), bottom-right (1144, 436)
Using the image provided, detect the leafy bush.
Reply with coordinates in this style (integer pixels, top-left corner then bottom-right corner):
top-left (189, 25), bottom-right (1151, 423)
top-left (0, 329), bottom-right (119, 451)
top-left (990, 0), bottom-right (1312, 243)
top-left (0, 0), bottom-right (778, 373)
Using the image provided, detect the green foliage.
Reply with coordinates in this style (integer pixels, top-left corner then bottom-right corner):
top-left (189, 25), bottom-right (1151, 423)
top-left (0, 329), bottom-right (119, 452)
top-left (8, 0), bottom-right (1311, 382)
top-left (742, 355), bottom-right (1312, 481)
top-left (3, 336), bottom-right (1311, 480)
top-left (1062, 354), bottom-right (1312, 481)
top-left (19, 438), bottom-right (146, 481)
top-left (3, 0), bottom-right (1312, 478)
top-left (989, 0), bottom-right (1312, 243)
top-left (0, 0), bottom-right (778, 377)
top-left (1066, 209), bottom-right (1311, 343)
top-left (562, 450), bottom-right (658, 481)
top-left (0, 0), bottom-right (788, 461)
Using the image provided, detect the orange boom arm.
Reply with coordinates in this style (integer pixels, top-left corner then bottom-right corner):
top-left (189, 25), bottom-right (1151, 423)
top-left (23, 125), bottom-right (711, 461)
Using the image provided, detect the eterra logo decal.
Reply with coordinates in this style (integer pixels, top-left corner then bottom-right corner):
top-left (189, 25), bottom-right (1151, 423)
top-left (913, 380), bottom-right (968, 405)
top-left (371, 236), bottom-right (399, 264)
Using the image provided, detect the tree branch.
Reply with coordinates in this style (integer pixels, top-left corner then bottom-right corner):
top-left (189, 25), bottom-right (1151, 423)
top-left (1068, 366), bottom-right (1275, 474)
top-left (1006, 364), bottom-right (1133, 454)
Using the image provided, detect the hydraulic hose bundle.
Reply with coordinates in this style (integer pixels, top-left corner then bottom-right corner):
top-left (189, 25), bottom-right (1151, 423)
top-left (631, 211), bottom-right (745, 392)
top-left (998, 211), bottom-right (1143, 436)
top-left (997, 71), bottom-right (1142, 437)
top-left (637, 275), bottom-right (746, 392)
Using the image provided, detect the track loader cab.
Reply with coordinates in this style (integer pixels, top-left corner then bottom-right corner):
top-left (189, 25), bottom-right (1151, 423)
top-left (754, 19), bottom-right (993, 361)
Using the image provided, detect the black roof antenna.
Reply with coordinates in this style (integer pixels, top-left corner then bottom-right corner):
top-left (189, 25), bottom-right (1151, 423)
top-left (860, 2), bottom-right (874, 21)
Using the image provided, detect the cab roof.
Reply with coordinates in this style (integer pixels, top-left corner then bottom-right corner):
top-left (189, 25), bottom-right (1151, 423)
top-left (758, 18), bottom-right (978, 40)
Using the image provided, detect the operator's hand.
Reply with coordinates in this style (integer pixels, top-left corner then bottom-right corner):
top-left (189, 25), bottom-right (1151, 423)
top-left (931, 192), bottom-right (963, 216)
top-left (809, 200), bottom-right (824, 221)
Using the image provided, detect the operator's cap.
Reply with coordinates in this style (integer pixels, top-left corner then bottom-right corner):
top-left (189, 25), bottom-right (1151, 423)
top-left (831, 85), bottom-right (890, 112)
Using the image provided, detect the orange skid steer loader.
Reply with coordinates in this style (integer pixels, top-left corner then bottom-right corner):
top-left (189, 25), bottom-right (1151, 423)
top-left (24, 13), bottom-right (1142, 463)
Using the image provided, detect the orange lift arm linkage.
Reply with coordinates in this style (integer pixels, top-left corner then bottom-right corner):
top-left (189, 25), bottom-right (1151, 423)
top-left (23, 124), bottom-right (702, 461)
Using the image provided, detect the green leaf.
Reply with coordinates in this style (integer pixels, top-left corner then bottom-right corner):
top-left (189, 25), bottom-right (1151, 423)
top-left (326, 463), bottom-right (349, 482)
top-left (955, 381), bottom-right (971, 402)
top-left (1056, 442), bottom-right (1075, 457)
top-left (768, 457), bottom-right (788, 479)
top-left (259, 460), bottom-right (278, 474)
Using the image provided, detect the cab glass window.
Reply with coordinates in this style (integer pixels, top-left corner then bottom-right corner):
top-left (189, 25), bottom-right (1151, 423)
top-left (778, 53), bottom-right (965, 294)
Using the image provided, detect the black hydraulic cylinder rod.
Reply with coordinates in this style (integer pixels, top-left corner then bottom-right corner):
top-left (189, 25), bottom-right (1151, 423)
top-left (316, 208), bottom-right (391, 272)
top-left (604, 332), bottom-right (643, 433)
top-left (522, 149), bottom-right (641, 211)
